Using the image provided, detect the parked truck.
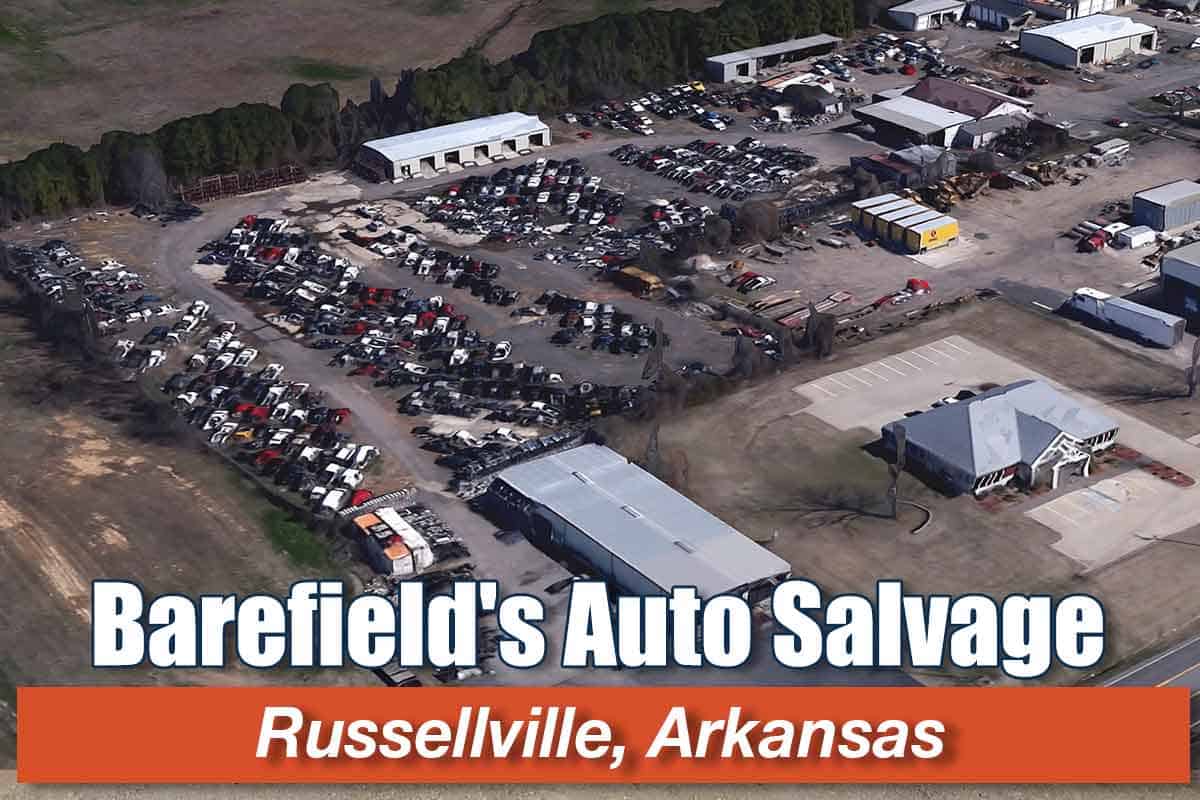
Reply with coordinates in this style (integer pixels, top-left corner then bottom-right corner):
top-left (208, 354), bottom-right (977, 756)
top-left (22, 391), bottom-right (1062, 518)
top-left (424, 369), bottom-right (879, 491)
top-left (1067, 288), bottom-right (1185, 348)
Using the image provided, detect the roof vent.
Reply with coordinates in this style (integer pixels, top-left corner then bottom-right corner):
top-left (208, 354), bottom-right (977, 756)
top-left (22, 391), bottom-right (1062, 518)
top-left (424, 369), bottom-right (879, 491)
top-left (571, 471), bottom-right (592, 484)
top-left (674, 540), bottom-right (697, 554)
top-left (620, 505), bottom-right (642, 518)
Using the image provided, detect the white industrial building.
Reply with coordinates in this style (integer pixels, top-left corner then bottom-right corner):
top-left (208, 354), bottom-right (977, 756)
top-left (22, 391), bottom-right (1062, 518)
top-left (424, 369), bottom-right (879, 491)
top-left (888, 0), bottom-right (966, 30)
top-left (705, 34), bottom-right (841, 82)
top-left (853, 96), bottom-right (974, 147)
top-left (967, 0), bottom-right (1035, 31)
top-left (1019, 15), bottom-right (1156, 68)
top-left (482, 444), bottom-right (791, 599)
top-left (1018, 0), bottom-right (1128, 20)
top-left (355, 112), bottom-right (550, 182)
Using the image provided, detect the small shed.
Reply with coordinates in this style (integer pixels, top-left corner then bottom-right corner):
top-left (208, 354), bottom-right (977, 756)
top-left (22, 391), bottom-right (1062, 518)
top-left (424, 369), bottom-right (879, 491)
top-left (888, 0), bottom-right (967, 30)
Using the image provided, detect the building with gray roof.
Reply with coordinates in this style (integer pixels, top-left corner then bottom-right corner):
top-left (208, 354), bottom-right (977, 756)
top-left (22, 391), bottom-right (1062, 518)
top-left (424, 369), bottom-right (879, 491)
top-left (881, 380), bottom-right (1118, 495)
top-left (853, 96), bottom-right (974, 147)
top-left (355, 113), bottom-right (550, 182)
top-left (1133, 180), bottom-right (1200, 232)
top-left (705, 35), bottom-right (841, 82)
top-left (484, 444), bottom-right (790, 598)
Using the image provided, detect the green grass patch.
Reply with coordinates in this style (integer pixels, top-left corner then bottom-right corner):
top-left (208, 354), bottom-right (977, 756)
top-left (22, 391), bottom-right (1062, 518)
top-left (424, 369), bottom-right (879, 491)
top-left (262, 509), bottom-right (334, 570)
top-left (284, 58), bottom-right (369, 82)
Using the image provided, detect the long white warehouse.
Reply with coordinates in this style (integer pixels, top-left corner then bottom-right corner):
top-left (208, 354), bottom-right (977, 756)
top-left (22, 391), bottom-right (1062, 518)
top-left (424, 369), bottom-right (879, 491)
top-left (355, 112), bottom-right (550, 182)
top-left (1019, 15), bottom-right (1156, 68)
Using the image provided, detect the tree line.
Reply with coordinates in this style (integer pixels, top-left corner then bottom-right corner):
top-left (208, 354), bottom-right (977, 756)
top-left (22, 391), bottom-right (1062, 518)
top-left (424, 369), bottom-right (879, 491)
top-left (0, 0), bottom-right (856, 225)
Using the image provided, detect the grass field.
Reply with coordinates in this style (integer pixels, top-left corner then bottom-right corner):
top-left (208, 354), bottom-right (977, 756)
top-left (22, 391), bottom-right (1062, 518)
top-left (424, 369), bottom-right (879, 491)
top-left (0, 0), bottom-right (719, 164)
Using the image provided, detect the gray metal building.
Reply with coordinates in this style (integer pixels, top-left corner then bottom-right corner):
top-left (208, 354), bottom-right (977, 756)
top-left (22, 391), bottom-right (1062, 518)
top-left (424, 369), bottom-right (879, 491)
top-left (484, 444), bottom-right (791, 599)
top-left (1162, 241), bottom-right (1200, 319)
top-left (705, 34), bottom-right (841, 82)
top-left (1132, 180), bottom-right (1200, 232)
top-left (881, 380), bottom-right (1118, 495)
top-left (355, 113), bottom-right (550, 182)
top-left (967, 0), bottom-right (1034, 31)
top-left (888, 0), bottom-right (966, 31)
top-left (1019, 15), bottom-right (1156, 68)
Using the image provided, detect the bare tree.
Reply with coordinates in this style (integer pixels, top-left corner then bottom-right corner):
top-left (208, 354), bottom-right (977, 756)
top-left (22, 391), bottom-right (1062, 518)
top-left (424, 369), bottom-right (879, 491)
top-left (118, 146), bottom-right (170, 210)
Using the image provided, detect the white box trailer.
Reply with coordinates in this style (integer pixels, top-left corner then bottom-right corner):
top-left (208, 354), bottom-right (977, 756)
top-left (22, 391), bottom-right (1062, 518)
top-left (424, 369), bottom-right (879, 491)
top-left (1117, 225), bottom-right (1156, 249)
top-left (1068, 288), bottom-right (1185, 348)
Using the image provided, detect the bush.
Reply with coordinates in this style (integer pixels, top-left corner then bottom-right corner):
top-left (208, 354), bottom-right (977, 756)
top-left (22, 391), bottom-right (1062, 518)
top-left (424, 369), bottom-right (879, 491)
top-left (262, 509), bottom-right (332, 570)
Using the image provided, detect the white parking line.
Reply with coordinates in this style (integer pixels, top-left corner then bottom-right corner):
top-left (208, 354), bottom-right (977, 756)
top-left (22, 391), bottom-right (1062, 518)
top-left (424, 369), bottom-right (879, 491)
top-left (847, 372), bottom-right (873, 387)
top-left (827, 376), bottom-right (854, 391)
top-left (810, 383), bottom-right (838, 398)
top-left (894, 356), bottom-right (920, 371)
top-left (912, 351), bottom-right (939, 365)
top-left (926, 344), bottom-right (956, 360)
top-left (1041, 505), bottom-right (1080, 526)
top-left (878, 361), bottom-right (906, 376)
top-left (861, 367), bottom-right (888, 382)
top-left (1057, 495), bottom-right (1093, 517)
top-left (943, 340), bottom-right (971, 355)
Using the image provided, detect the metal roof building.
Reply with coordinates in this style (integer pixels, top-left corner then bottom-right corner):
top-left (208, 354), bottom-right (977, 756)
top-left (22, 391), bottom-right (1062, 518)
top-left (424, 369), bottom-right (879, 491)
top-left (1133, 180), bottom-right (1200, 232)
top-left (488, 444), bottom-right (790, 598)
top-left (355, 113), bottom-right (550, 182)
top-left (881, 380), bottom-right (1118, 495)
top-left (853, 96), bottom-right (974, 147)
top-left (705, 34), bottom-right (841, 82)
top-left (1162, 241), bottom-right (1200, 319)
top-left (888, 0), bottom-right (966, 31)
top-left (1019, 15), bottom-right (1156, 68)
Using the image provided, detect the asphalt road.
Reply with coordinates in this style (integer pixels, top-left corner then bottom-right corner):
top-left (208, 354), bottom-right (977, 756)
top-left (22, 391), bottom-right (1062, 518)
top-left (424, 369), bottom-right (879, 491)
top-left (1102, 632), bottom-right (1200, 760)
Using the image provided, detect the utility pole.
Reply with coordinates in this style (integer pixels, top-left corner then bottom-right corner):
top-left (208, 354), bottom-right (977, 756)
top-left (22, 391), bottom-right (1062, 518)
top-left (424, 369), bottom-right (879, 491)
top-left (1189, 337), bottom-right (1200, 398)
top-left (888, 425), bottom-right (907, 519)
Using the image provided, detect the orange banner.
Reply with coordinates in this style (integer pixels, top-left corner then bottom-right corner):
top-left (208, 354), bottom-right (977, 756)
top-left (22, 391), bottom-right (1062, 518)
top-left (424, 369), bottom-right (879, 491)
top-left (17, 686), bottom-right (1190, 783)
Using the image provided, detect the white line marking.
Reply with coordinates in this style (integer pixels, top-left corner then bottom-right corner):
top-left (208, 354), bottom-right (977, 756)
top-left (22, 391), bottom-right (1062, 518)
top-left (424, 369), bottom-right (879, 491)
top-left (912, 351), bottom-right (939, 365)
top-left (926, 345), bottom-right (956, 360)
top-left (847, 372), bottom-right (873, 387)
top-left (862, 367), bottom-right (888, 382)
top-left (1032, 301), bottom-right (1054, 311)
top-left (878, 361), bottom-right (906, 376)
top-left (894, 356), bottom-right (920, 371)
top-left (809, 383), bottom-right (837, 398)
top-left (943, 339), bottom-right (971, 355)
top-left (1041, 505), bottom-right (1079, 526)
top-left (827, 376), bottom-right (854, 391)
top-left (1059, 495), bottom-right (1093, 516)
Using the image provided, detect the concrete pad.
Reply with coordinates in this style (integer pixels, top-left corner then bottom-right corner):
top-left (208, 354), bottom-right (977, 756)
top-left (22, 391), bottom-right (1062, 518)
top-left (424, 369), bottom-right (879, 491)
top-left (1028, 471), bottom-right (1185, 567)
top-left (908, 236), bottom-right (978, 270)
top-left (791, 334), bottom-right (1200, 570)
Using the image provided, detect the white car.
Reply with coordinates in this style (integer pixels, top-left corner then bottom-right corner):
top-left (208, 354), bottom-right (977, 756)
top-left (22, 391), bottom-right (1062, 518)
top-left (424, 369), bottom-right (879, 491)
top-left (174, 392), bottom-right (199, 410)
top-left (268, 428), bottom-right (295, 448)
top-left (339, 469), bottom-right (364, 489)
top-left (233, 348), bottom-right (258, 367)
top-left (491, 341), bottom-right (512, 362)
top-left (536, 191), bottom-right (551, 204)
top-left (112, 339), bottom-right (136, 359)
top-left (210, 421), bottom-right (238, 446)
top-left (259, 363), bottom-right (284, 381)
top-left (142, 350), bottom-right (166, 371)
top-left (402, 362), bottom-right (430, 376)
top-left (201, 410), bottom-right (228, 432)
top-left (188, 352), bottom-right (210, 371)
top-left (210, 352), bottom-right (236, 371)
top-left (353, 445), bottom-right (380, 468)
top-left (321, 488), bottom-right (349, 513)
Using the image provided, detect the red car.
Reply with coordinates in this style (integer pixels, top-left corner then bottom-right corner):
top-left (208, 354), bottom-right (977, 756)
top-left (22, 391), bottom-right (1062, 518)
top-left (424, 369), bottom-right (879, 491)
top-left (332, 408), bottom-right (352, 424)
top-left (900, 64), bottom-right (917, 76)
top-left (349, 489), bottom-right (374, 506)
top-left (577, 131), bottom-right (592, 139)
top-left (349, 364), bottom-right (383, 377)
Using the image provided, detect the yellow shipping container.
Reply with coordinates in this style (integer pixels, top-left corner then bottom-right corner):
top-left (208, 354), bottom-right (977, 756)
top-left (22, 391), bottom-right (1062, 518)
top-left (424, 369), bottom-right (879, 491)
top-left (860, 199), bottom-right (913, 234)
top-left (888, 208), bottom-right (942, 243)
top-left (874, 203), bottom-right (925, 238)
top-left (849, 193), bottom-right (901, 226)
top-left (903, 216), bottom-right (959, 254)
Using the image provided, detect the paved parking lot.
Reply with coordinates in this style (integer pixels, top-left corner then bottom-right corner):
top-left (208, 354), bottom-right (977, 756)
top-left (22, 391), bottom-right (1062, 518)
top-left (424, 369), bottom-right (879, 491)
top-left (791, 333), bottom-right (1200, 569)
top-left (1027, 471), bottom-right (1186, 567)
